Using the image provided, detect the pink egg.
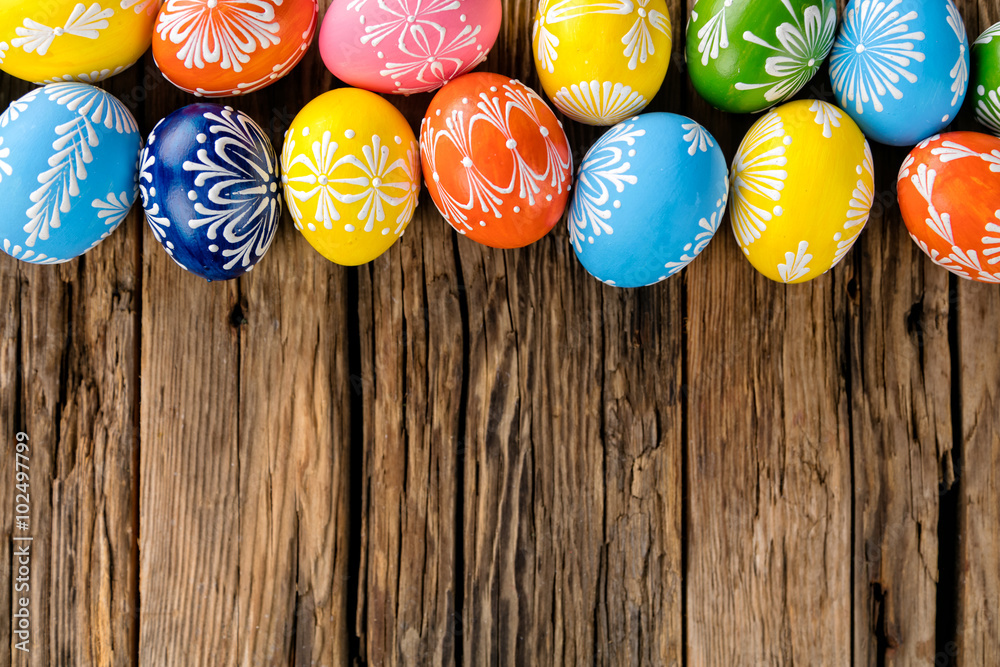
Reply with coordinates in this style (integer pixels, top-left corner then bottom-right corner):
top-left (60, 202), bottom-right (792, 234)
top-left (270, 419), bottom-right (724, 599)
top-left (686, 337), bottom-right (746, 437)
top-left (319, 0), bottom-right (502, 95)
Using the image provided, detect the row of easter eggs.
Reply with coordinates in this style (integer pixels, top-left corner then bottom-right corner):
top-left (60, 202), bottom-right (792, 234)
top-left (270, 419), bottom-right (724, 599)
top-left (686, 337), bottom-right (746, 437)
top-left (0, 0), bottom-right (501, 95)
top-left (2, 0), bottom-right (999, 142)
top-left (3, 74), bottom-right (999, 286)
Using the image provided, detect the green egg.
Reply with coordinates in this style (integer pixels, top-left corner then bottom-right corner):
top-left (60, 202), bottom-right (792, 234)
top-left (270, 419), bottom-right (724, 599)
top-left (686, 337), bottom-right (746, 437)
top-left (686, 0), bottom-right (837, 113)
top-left (972, 21), bottom-right (1000, 136)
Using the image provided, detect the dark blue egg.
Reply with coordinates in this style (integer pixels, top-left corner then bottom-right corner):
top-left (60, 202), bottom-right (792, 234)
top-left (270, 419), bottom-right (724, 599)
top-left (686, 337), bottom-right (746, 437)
top-left (140, 104), bottom-right (281, 281)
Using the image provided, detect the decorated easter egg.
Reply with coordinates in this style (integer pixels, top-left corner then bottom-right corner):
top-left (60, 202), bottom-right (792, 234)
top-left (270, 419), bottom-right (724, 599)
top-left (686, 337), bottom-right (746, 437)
top-left (420, 72), bottom-right (573, 248)
top-left (281, 88), bottom-right (420, 266)
top-left (569, 113), bottom-right (728, 287)
top-left (0, 0), bottom-right (160, 84)
top-left (153, 0), bottom-right (318, 97)
top-left (972, 21), bottom-right (1000, 136)
top-left (140, 104), bottom-right (280, 280)
top-left (320, 0), bottom-right (501, 95)
top-left (686, 0), bottom-right (836, 113)
top-left (731, 99), bottom-right (873, 283)
top-left (532, 0), bottom-right (671, 125)
top-left (829, 0), bottom-right (969, 146)
top-left (897, 132), bottom-right (1000, 283)
top-left (0, 83), bottom-right (140, 264)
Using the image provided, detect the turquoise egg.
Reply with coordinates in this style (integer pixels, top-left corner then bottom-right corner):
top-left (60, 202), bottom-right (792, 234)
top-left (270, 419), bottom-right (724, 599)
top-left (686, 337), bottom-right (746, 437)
top-left (0, 83), bottom-right (140, 263)
top-left (829, 0), bottom-right (970, 146)
top-left (568, 113), bottom-right (728, 288)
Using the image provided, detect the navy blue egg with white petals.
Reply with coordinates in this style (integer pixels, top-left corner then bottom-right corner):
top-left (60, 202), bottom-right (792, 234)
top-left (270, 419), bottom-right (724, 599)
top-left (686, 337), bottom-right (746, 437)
top-left (568, 113), bottom-right (729, 288)
top-left (829, 0), bottom-right (970, 146)
top-left (140, 104), bottom-right (281, 281)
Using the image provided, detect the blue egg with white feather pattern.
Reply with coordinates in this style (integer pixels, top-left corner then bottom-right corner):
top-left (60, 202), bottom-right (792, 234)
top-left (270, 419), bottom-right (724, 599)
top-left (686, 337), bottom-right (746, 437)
top-left (569, 113), bottom-right (728, 288)
top-left (0, 83), bottom-right (140, 264)
top-left (829, 0), bottom-right (970, 146)
top-left (140, 104), bottom-right (281, 281)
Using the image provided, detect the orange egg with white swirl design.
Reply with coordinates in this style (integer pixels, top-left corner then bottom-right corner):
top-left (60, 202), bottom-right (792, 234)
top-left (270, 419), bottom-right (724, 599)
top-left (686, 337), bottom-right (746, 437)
top-left (420, 72), bottom-right (573, 248)
top-left (152, 0), bottom-right (317, 97)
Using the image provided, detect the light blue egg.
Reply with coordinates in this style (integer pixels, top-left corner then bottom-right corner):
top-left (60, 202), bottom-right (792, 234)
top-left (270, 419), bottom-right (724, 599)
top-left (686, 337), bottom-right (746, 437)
top-left (829, 0), bottom-right (970, 146)
top-left (0, 83), bottom-right (140, 264)
top-left (569, 113), bottom-right (729, 288)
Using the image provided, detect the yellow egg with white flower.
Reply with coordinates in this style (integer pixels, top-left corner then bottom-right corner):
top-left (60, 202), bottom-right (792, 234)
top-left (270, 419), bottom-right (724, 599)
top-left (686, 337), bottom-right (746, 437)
top-left (532, 0), bottom-right (672, 126)
top-left (280, 88), bottom-right (420, 267)
top-left (730, 99), bottom-right (874, 284)
top-left (0, 0), bottom-right (160, 84)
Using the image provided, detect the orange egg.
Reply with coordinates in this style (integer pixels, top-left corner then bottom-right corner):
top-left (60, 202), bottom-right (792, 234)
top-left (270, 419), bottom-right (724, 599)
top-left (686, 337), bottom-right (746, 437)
top-left (420, 72), bottom-right (573, 249)
top-left (898, 131), bottom-right (1000, 283)
top-left (152, 0), bottom-right (317, 97)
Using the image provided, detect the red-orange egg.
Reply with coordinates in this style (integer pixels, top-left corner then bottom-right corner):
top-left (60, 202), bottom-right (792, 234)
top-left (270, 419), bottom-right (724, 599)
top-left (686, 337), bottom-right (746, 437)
top-left (898, 132), bottom-right (1000, 283)
top-left (420, 72), bottom-right (573, 249)
top-left (152, 0), bottom-right (318, 98)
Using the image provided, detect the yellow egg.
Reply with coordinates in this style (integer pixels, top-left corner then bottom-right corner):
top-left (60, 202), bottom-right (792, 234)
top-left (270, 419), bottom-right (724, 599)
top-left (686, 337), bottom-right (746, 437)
top-left (730, 99), bottom-right (873, 284)
top-left (0, 0), bottom-right (160, 84)
top-left (532, 0), bottom-right (672, 126)
top-left (281, 88), bottom-right (420, 266)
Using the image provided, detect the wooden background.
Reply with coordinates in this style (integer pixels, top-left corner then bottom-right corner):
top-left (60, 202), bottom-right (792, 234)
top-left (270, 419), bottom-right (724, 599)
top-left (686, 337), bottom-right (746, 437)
top-left (2, 0), bottom-right (999, 664)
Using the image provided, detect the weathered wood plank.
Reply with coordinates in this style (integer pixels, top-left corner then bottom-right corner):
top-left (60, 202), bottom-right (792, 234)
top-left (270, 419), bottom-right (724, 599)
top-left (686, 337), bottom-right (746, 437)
top-left (848, 142), bottom-right (952, 665)
top-left (138, 64), bottom-right (242, 663)
top-left (236, 221), bottom-right (352, 666)
top-left (1, 71), bottom-right (141, 665)
top-left (683, 60), bottom-right (853, 667)
top-left (355, 199), bottom-right (464, 666)
top-left (956, 280), bottom-right (1000, 667)
top-left (955, 5), bottom-right (1000, 656)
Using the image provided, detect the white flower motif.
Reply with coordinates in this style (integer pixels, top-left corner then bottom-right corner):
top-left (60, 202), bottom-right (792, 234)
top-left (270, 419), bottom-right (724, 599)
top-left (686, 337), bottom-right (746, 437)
top-left (621, 0), bottom-right (670, 70)
top-left (829, 0), bottom-right (926, 115)
top-left (0, 137), bottom-right (12, 184)
top-left (332, 135), bottom-right (410, 233)
top-left (694, 0), bottom-right (730, 66)
top-left (568, 120), bottom-right (645, 252)
top-left (833, 140), bottom-right (873, 265)
top-left (984, 214), bottom-right (1000, 265)
top-left (554, 80), bottom-right (649, 125)
top-left (156, 0), bottom-right (281, 73)
top-left (730, 111), bottom-right (788, 249)
top-left (910, 163), bottom-right (955, 245)
top-left (182, 108), bottom-right (281, 270)
top-left (533, 0), bottom-right (659, 73)
top-left (778, 240), bottom-right (813, 282)
top-left (809, 99), bottom-right (842, 138)
top-left (897, 153), bottom-right (915, 182)
top-left (40, 65), bottom-right (129, 85)
top-left (931, 139), bottom-right (980, 164)
top-left (13, 3), bottom-right (114, 56)
top-left (0, 41), bottom-right (9, 65)
top-left (975, 21), bottom-right (1000, 45)
top-left (682, 121), bottom-right (714, 156)
top-left (283, 129), bottom-right (344, 231)
top-left (976, 85), bottom-right (1000, 136)
top-left (92, 191), bottom-right (133, 229)
top-left (393, 143), bottom-right (420, 235)
top-left (945, 2), bottom-right (968, 108)
top-left (380, 18), bottom-right (483, 93)
top-left (663, 192), bottom-right (729, 277)
top-left (121, 0), bottom-right (160, 14)
top-left (46, 82), bottom-right (138, 134)
top-left (735, 0), bottom-right (837, 105)
top-left (0, 89), bottom-right (40, 128)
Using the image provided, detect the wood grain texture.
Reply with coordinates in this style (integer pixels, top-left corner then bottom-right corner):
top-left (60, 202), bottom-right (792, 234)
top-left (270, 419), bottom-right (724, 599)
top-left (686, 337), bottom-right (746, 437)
top-left (956, 282), bottom-right (1000, 667)
top-left (848, 154), bottom-right (952, 665)
top-left (138, 179), bottom-right (241, 664)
